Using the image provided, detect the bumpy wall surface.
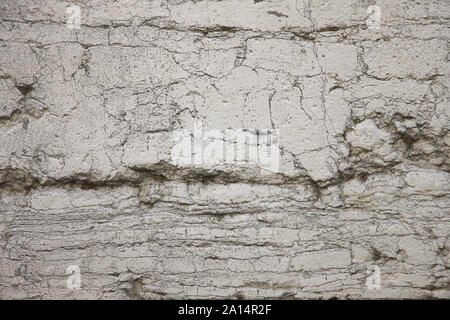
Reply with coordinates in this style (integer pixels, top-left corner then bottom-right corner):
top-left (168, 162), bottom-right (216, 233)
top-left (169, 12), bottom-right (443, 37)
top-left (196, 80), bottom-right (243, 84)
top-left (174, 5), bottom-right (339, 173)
top-left (0, 0), bottom-right (449, 299)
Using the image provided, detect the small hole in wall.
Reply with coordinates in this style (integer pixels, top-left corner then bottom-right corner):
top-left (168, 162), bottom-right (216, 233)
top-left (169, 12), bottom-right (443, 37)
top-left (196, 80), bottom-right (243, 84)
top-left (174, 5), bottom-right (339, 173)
top-left (16, 84), bottom-right (33, 96)
top-left (372, 247), bottom-right (382, 261)
top-left (358, 172), bottom-right (369, 182)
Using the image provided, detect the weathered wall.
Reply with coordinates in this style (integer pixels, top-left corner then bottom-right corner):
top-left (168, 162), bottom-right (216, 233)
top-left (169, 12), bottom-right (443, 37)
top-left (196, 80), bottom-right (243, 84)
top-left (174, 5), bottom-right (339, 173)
top-left (0, 0), bottom-right (449, 299)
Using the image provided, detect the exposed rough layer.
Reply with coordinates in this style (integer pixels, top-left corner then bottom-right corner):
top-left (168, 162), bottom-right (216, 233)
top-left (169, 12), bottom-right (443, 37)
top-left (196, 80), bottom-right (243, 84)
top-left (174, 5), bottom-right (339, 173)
top-left (0, 0), bottom-right (449, 299)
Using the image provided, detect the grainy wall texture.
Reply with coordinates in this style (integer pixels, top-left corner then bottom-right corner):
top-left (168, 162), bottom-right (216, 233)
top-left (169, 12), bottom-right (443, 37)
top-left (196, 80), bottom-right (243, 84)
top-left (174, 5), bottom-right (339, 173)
top-left (0, 0), bottom-right (449, 299)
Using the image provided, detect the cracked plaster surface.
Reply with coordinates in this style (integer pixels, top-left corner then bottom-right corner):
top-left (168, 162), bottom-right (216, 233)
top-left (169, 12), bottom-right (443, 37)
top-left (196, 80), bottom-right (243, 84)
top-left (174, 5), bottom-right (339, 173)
top-left (0, 0), bottom-right (449, 299)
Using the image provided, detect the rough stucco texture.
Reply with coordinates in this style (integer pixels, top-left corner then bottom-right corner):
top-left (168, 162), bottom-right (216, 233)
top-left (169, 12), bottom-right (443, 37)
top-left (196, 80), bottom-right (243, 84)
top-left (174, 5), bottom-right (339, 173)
top-left (0, 0), bottom-right (449, 299)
